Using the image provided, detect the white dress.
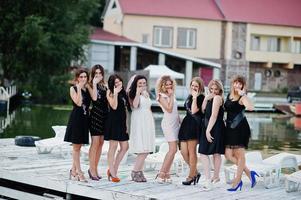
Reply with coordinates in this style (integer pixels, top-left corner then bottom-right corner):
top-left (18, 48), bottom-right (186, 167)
top-left (129, 95), bottom-right (156, 154)
top-left (159, 93), bottom-right (180, 142)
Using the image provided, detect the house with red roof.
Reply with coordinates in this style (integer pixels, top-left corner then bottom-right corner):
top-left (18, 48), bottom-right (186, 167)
top-left (102, 0), bottom-right (301, 91)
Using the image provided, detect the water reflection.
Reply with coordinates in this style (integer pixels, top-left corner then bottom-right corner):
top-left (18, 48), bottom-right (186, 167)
top-left (0, 106), bottom-right (300, 155)
top-left (155, 112), bottom-right (301, 155)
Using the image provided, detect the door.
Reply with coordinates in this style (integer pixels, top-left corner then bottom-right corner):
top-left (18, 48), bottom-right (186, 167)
top-left (254, 73), bottom-right (262, 90)
top-left (199, 67), bottom-right (213, 85)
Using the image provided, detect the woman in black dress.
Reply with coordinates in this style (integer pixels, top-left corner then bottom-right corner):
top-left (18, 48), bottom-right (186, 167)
top-left (105, 74), bottom-right (131, 182)
top-left (224, 75), bottom-right (256, 191)
top-left (64, 68), bottom-right (91, 182)
top-left (87, 64), bottom-right (108, 181)
top-left (179, 77), bottom-right (204, 185)
top-left (199, 79), bottom-right (225, 190)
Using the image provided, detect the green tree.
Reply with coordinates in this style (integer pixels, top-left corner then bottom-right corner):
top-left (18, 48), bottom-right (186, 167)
top-left (89, 0), bottom-right (107, 27)
top-left (0, 0), bottom-right (100, 103)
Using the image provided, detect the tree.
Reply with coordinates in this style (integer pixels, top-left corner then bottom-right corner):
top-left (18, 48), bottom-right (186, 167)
top-left (0, 0), bottom-right (99, 103)
top-left (89, 0), bottom-right (107, 27)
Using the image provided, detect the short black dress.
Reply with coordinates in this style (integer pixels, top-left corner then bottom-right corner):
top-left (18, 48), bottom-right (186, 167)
top-left (104, 93), bottom-right (129, 141)
top-left (64, 86), bottom-right (91, 144)
top-left (90, 85), bottom-right (108, 136)
top-left (224, 95), bottom-right (251, 149)
top-left (179, 94), bottom-right (204, 141)
top-left (198, 98), bottom-right (225, 155)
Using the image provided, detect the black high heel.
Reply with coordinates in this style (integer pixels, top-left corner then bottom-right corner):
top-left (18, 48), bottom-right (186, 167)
top-left (182, 176), bottom-right (196, 185)
top-left (88, 169), bottom-right (100, 181)
top-left (69, 169), bottom-right (77, 180)
top-left (196, 172), bottom-right (201, 183)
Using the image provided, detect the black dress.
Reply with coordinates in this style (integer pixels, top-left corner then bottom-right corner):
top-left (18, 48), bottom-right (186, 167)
top-left (179, 94), bottom-right (205, 141)
top-left (198, 98), bottom-right (225, 155)
top-left (90, 85), bottom-right (108, 136)
top-left (64, 86), bottom-right (91, 144)
top-left (224, 95), bottom-right (251, 149)
top-left (104, 93), bottom-right (129, 141)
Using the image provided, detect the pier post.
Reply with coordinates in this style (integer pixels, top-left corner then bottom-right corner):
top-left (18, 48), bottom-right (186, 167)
top-left (66, 193), bottom-right (72, 200)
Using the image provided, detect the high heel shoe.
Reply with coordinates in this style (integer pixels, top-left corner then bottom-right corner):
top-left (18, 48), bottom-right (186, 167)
top-left (107, 169), bottom-right (120, 182)
top-left (77, 171), bottom-right (88, 182)
top-left (250, 170), bottom-right (259, 188)
top-left (88, 169), bottom-right (99, 181)
top-left (69, 169), bottom-right (77, 180)
top-left (155, 171), bottom-right (165, 184)
top-left (195, 172), bottom-right (201, 183)
top-left (227, 180), bottom-right (243, 191)
top-left (182, 176), bottom-right (196, 185)
top-left (211, 177), bottom-right (220, 184)
top-left (164, 173), bottom-right (172, 183)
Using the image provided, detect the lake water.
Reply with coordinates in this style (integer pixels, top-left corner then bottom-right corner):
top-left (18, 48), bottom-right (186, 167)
top-left (1, 105), bottom-right (301, 156)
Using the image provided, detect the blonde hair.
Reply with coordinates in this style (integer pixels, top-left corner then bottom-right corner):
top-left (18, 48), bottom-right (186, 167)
top-left (156, 75), bottom-right (176, 97)
top-left (230, 75), bottom-right (247, 97)
top-left (208, 79), bottom-right (224, 98)
top-left (190, 77), bottom-right (205, 94)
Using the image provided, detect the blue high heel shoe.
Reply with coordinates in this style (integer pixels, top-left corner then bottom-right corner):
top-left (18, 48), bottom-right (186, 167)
top-left (250, 171), bottom-right (259, 188)
top-left (227, 180), bottom-right (243, 191)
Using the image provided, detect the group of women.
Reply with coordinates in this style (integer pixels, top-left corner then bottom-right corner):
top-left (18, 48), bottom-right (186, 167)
top-left (64, 64), bottom-right (259, 191)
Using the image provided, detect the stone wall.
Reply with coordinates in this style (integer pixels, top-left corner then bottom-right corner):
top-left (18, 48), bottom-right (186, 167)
top-left (249, 63), bottom-right (288, 91)
top-left (223, 22), bottom-right (249, 87)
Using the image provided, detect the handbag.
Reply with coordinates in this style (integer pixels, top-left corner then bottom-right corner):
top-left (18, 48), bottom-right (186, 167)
top-left (226, 110), bottom-right (245, 129)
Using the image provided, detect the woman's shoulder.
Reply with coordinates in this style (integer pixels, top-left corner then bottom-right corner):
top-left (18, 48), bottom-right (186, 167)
top-left (213, 95), bottom-right (223, 103)
top-left (70, 86), bottom-right (77, 92)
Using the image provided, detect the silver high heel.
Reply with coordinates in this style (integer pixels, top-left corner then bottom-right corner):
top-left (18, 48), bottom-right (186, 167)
top-left (165, 173), bottom-right (172, 183)
top-left (155, 171), bottom-right (165, 184)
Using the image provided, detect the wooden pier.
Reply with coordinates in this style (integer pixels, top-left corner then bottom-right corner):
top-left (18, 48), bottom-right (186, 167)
top-left (0, 138), bottom-right (300, 200)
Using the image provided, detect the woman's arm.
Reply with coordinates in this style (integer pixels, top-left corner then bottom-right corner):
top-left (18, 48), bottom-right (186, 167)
top-left (240, 95), bottom-right (254, 111)
top-left (205, 95), bottom-right (222, 143)
top-left (132, 87), bottom-right (143, 109)
top-left (158, 94), bottom-right (174, 113)
top-left (70, 86), bottom-right (82, 107)
top-left (191, 95), bottom-right (200, 114)
top-left (202, 94), bottom-right (213, 113)
top-left (106, 89), bottom-right (118, 110)
top-left (87, 83), bottom-right (97, 101)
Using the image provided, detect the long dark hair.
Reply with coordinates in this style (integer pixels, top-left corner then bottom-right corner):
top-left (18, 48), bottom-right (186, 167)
top-left (90, 64), bottom-right (105, 86)
top-left (128, 75), bottom-right (147, 100)
top-left (107, 74), bottom-right (131, 112)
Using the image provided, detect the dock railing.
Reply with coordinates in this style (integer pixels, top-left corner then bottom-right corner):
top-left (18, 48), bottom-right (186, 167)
top-left (0, 85), bottom-right (17, 115)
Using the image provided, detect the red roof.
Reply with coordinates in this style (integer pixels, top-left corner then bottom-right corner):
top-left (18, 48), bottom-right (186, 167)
top-left (90, 28), bottom-right (135, 42)
top-left (117, 0), bottom-right (301, 27)
top-left (119, 0), bottom-right (224, 21)
top-left (219, 0), bottom-right (301, 27)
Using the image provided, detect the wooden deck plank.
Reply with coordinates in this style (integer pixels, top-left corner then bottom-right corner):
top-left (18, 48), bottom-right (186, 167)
top-left (0, 138), bottom-right (300, 200)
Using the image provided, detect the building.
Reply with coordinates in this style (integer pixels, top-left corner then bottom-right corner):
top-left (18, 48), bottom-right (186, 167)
top-left (102, 0), bottom-right (301, 91)
top-left (87, 28), bottom-right (220, 86)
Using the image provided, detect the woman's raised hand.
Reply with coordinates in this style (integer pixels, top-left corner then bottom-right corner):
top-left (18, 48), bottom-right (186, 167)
top-left (114, 85), bottom-right (122, 95)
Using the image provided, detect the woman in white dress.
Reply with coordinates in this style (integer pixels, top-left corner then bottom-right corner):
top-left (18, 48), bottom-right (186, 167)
top-left (155, 75), bottom-right (180, 183)
top-left (128, 75), bottom-right (155, 182)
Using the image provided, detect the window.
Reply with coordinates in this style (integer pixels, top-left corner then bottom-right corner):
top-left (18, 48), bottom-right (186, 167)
top-left (251, 35), bottom-right (260, 50)
top-left (153, 26), bottom-right (173, 48)
top-left (267, 37), bottom-right (281, 52)
top-left (292, 39), bottom-right (301, 53)
top-left (177, 28), bottom-right (196, 48)
top-left (112, 2), bottom-right (117, 9)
